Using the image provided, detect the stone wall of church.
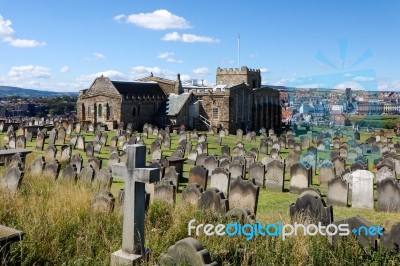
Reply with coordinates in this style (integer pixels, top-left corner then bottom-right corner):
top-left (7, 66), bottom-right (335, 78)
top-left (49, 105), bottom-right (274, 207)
top-left (216, 66), bottom-right (261, 88)
top-left (120, 96), bottom-right (165, 130)
top-left (77, 94), bottom-right (121, 129)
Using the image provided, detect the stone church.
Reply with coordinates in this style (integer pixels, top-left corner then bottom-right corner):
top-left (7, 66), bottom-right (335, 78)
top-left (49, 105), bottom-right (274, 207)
top-left (76, 66), bottom-right (281, 133)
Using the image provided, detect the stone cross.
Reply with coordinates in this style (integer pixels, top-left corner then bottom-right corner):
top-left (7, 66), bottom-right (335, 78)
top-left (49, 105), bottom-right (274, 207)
top-left (110, 144), bottom-right (160, 265)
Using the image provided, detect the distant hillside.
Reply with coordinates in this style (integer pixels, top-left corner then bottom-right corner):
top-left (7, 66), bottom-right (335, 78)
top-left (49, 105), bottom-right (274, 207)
top-left (0, 86), bottom-right (78, 97)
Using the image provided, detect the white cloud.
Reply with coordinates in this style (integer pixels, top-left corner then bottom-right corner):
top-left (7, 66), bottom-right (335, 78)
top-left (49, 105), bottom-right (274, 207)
top-left (162, 32), bottom-right (220, 43)
top-left (114, 14), bottom-right (126, 22)
top-left (8, 65), bottom-right (51, 79)
top-left (158, 52), bottom-right (174, 59)
top-left (193, 67), bottom-right (210, 76)
top-left (260, 68), bottom-right (270, 73)
top-left (0, 14), bottom-right (45, 48)
top-left (0, 15), bottom-right (15, 38)
top-left (94, 52), bottom-right (106, 60)
top-left (344, 73), bottom-right (354, 78)
top-left (76, 70), bottom-right (126, 83)
top-left (4, 37), bottom-right (46, 47)
top-left (353, 76), bottom-right (375, 82)
top-left (122, 10), bottom-right (190, 30)
top-left (130, 66), bottom-right (177, 80)
top-left (60, 66), bottom-right (69, 73)
top-left (157, 52), bottom-right (183, 63)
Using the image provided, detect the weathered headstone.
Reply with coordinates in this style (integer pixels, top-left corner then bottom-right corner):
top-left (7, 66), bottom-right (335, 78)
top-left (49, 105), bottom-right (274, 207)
top-left (351, 170), bottom-right (374, 209)
top-left (229, 178), bottom-right (259, 215)
top-left (290, 194), bottom-right (333, 226)
top-left (188, 166), bottom-right (208, 191)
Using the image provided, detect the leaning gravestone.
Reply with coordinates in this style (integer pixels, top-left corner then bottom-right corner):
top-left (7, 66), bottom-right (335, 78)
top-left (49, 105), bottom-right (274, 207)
top-left (79, 165), bottom-right (95, 184)
top-left (45, 145), bottom-right (57, 162)
top-left (31, 156), bottom-right (45, 176)
top-left (76, 135), bottom-right (85, 151)
top-left (229, 178), bottom-right (259, 216)
top-left (94, 168), bottom-right (113, 190)
top-left (70, 154), bottom-right (83, 174)
top-left (182, 184), bottom-right (203, 206)
top-left (59, 164), bottom-right (77, 182)
top-left (0, 167), bottom-right (24, 196)
top-left (318, 161), bottom-right (335, 186)
top-left (92, 190), bottom-right (115, 213)
top-left (377, 178), bottom-right (400, 212)
top-left (35, 132), bottom-right (45, 150)
top-left (330, 215), bottom-right (379, 249)
top-left (351, 170), bottom-right (374, 210)
top-left (43, 160), bottom-right (60, 180)
top-left (199, 187), bottom-right (228, 214)
top-left (381, 223), bottom-right (400, 252)
top-left (154, 180), bottom-right (176, 205)
top-left (290, 194), bottom-right (333, 226)
top-left (159, 237), bottom-right (217, 266)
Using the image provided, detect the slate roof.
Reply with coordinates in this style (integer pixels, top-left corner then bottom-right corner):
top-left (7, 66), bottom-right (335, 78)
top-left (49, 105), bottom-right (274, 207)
top-left (167, 93), bottom-right (191, 116)
top-left (111, 81), bottom-right (165, 96)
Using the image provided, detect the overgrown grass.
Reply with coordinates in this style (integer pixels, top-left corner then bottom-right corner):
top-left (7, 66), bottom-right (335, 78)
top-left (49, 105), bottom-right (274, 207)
top-left (1, 127), bottom-right (400, 264)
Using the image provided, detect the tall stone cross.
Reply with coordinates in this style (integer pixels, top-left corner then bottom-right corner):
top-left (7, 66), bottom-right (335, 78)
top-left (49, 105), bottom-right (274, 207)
top-left (110, 144), bottom-right (160, 265)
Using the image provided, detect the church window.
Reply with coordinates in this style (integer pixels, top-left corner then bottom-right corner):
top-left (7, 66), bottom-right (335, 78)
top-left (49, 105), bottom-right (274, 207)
top-left (98, 104), bottom-right (102, 117)
top-left (133, 108), bottom-right (136, 117)
top-left (212, 108), bottom-right (219, 119)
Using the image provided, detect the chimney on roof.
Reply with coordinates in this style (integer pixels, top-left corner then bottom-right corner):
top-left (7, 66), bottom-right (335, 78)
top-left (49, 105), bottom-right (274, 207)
top-left (175, 73), bottom-right (183, 95)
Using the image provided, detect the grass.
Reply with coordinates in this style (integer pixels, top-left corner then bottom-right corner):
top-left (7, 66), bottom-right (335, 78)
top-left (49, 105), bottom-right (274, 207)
top-left (1, 126), bottom-right (400, 264)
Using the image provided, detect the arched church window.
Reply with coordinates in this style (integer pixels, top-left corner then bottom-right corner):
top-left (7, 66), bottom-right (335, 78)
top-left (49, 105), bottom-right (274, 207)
top-left (98, 104), bottom-right (102, 117)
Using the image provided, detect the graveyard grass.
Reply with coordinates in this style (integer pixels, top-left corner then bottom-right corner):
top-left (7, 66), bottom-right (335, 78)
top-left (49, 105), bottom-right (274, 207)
top-left (1, 128), bottom-right (400, 265)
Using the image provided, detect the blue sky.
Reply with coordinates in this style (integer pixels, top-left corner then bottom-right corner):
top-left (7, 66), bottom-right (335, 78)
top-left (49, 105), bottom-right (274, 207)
top-left (0, 0), bottom-right (399, 92)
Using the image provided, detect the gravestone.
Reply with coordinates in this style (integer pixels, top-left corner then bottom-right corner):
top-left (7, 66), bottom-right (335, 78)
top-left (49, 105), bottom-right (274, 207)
top-left (16, 136), bottom-right (26, 149)
top-left (351, 170), bottom-right (374, 209)
top-left (319, 161), bottom-right (335, 186)
top-left (265, 160), bottom-right (284, 192)
top-left (79, 165), bottom-right (95, 183)
top-left (199, 187), bottom-right (228, 214)
top-left (107, 152), bottom-right (120, 171)
top-left (43, 160), bottom-right (60, 179)
top-left (210, 168), bottom-right (231, 196)
top-left (229, 161), bottom-right (244, 180)
top-left (88, 157), bottom-right (102, 172)
top-left (94, 168), bottom-right (113, 190)
top-left (159, 237), bottom-right (217, 266)
top-left (248, 162), bottom-right (265, 188)
top-left (204, 156), bottom-right (218, 178)
top-left (376, 166), bottom-right (395, 182)
top-left (219, 158), bottom-right (231, 171)
top-left (187, 150), bottom-right (198, 165)
top-left (330, 216), bottom-right (379, 249)
top-left (92, 190), bottom-right (115, 212)
top-left (70, 154), bottom-right (83, 174)
top-left (60, 164), bottom-right (77, 182)
top-left (76, 135), bottom-right (85, 151)
top-left (48, 129), bottom-right (57, 145)
top-left (35, 132), bottom-right (45, 150)
top-left (110, 145), bottom-right (159, 265)
top-left (45, 144), bottom-right (57, 162)
top-left (60, 145), bottom-right (71, 163)
top-left (377, 178), bottom-right (400, 212)
top-left (154, 180), bottom-right (176, 205)
top-left (0, 167), bottom-right (23, 195)
top-left (163, 166), bottom-right (179, 189)
top-left (188, 166), bottom-right (208, 191)
top-left (327, 176), bottom-right (348, 206)
top-left (182, 184), bottom-right (203, 206)
top-left (290, 162), bottom-right (310, 193)
top-left (236, 129), bottom-right (243, 141)
top-left (290, 194), bottom-right (333, 226)
top-left (229, 178), bottom-right (259, 215)
top-left (381, 223), bottom-right (400, 252)
top-left (332, 156), bottom-right (345, 176)
top-left (57, 128), bottom-right (66, 144)
top-left (31, 156), bottom-right (45, 176)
